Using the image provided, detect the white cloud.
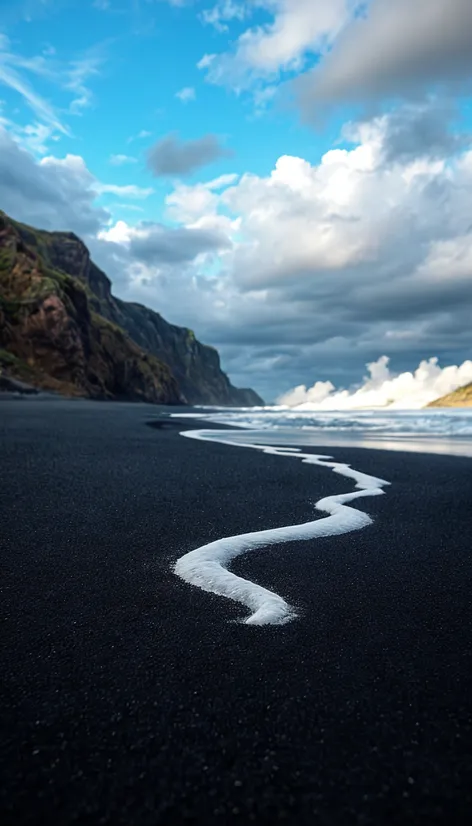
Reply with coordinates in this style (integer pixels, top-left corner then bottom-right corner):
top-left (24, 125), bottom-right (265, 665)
top-left (39, 153), bottom-right (95, 184)
top-left (111, 203), bottom-right (145, 213)
top-left (38, 155), bottom-right (153, 199)
top-left (116, 107), bottom-right (472, 397)
top-left (0, 106), bottom-right (57, 155)
top-left (175, 86), bottom-right (196, 103)
top-left (66, 53), bottom-right (102, 114)
top-left (163, 173), bottom-right (239, 223)
top-left (200, 0), bottom-right (351, 88)
top-left (0, 34), bottom-right (104, 142)
top-left (165, 182), bottom-right (220, 223)
top-left (127, 129), bottom-right (152, 144)
top-left (18, 122), bottom-right (55, 154)
top-left (205, 172), bottom-right (239, 190)
top-left (252, 84), bottom-right (277, 114)
top-left (109, 154), bottom-right (138, 165)
top-left (96, 183), bottom-right (154, 199)
top-left (98, 220), bottom-right (143, 244)
top-left (0, 35), bottom-right (69, 135)
top-left (278, 355), bottom-right (472, 409)
top-left (201, 1), bottom-right (248, 33)
top-left (197, 53), bottom-right (216, 70)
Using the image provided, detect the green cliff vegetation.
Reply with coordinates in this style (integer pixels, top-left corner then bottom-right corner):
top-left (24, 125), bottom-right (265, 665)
top-left (0, 348), bottom-right (35, 380)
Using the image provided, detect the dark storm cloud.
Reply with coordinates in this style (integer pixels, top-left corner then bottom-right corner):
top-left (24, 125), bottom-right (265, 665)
top-left (146, 132), bottom-right (232, 177)
top-left (351, 273), bottom-right (472, 324)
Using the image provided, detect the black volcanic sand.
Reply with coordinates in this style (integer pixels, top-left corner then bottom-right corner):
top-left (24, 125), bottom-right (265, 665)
top-left (1, 399), bottom-right (472, 825)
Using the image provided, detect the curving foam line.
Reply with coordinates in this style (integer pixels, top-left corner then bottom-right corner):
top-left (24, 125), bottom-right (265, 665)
top-left (173, 429), bottom-right (390, 626)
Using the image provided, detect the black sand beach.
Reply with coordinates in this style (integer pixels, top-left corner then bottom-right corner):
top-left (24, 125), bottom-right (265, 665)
top-left (1, 398), bottom-right (472, 825)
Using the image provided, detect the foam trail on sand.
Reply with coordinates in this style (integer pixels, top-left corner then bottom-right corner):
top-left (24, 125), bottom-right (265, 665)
top-left (173, 429), bottom-right (390, 626)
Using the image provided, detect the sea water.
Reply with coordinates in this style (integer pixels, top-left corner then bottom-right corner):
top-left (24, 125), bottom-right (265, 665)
top-left (173, 407), bottom-right (472, 458)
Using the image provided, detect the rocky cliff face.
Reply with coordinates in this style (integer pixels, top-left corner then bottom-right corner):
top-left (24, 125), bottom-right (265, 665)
top-left (427, 384), bottom-right (472, 407)
top-left (0, 213), bottom-right (182, 403)
top-left (7, 213), bottom-right (263, 406)
top-left (0, 211), bottom-right (264, 405)
top-left (104, 300), bottom-right (262, 406)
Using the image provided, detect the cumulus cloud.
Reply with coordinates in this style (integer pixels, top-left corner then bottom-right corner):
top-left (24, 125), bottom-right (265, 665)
top-left (99, 220), bottom-right (231, 264)
top-left (278, 356), bottom-right (472, 409)
top-left (296, 0), bottom-right (472, 115)
top-left (214, 116), bottom-right (472, 306)
top-left (165, 173), bottom-right (239, 223)
top-left (127, 110), bottom-right (472, 399)
top-left (4, 106), bottom-right (472, 401)
top-left (147, 132), bottom-right (232, 176)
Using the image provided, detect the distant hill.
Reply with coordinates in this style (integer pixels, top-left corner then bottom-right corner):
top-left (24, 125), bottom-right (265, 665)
top-left (427, 383), bottom-right (472, 408)
top-left (0, 210), bottom-right (263, 406)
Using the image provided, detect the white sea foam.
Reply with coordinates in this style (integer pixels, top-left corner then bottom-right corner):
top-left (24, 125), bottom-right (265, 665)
top-left (172, 408), bottom-right (472, 441)
top-left (173, 430), bottom-right (389, 626)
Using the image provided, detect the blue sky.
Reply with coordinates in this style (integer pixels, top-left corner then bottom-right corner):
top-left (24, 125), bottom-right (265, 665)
top-left (1, 0), bottom-right (345, 218)
top-left (1, 0), bottom-right (472, 402)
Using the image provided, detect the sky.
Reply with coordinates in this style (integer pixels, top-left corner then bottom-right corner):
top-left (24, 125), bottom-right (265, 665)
top-left (1, 0), bottom-right (472, 402)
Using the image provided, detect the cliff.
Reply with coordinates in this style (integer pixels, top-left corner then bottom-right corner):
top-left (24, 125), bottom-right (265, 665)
top-left (0, 210), bottom-right (264, 406)
top-left (427, 384), bottom-right (472, 408)
top-left (105, 301), bottom-right (262, 407)
top-left (0, 213), bottom-right (182, 403)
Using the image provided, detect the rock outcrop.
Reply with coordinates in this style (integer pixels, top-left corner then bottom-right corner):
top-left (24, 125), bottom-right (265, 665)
top-left (0, 210), bottom-right (264, 406)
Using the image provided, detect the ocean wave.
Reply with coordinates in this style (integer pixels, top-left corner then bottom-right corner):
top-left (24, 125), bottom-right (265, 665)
top-left (176, 408), bottom-right (472, 438)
